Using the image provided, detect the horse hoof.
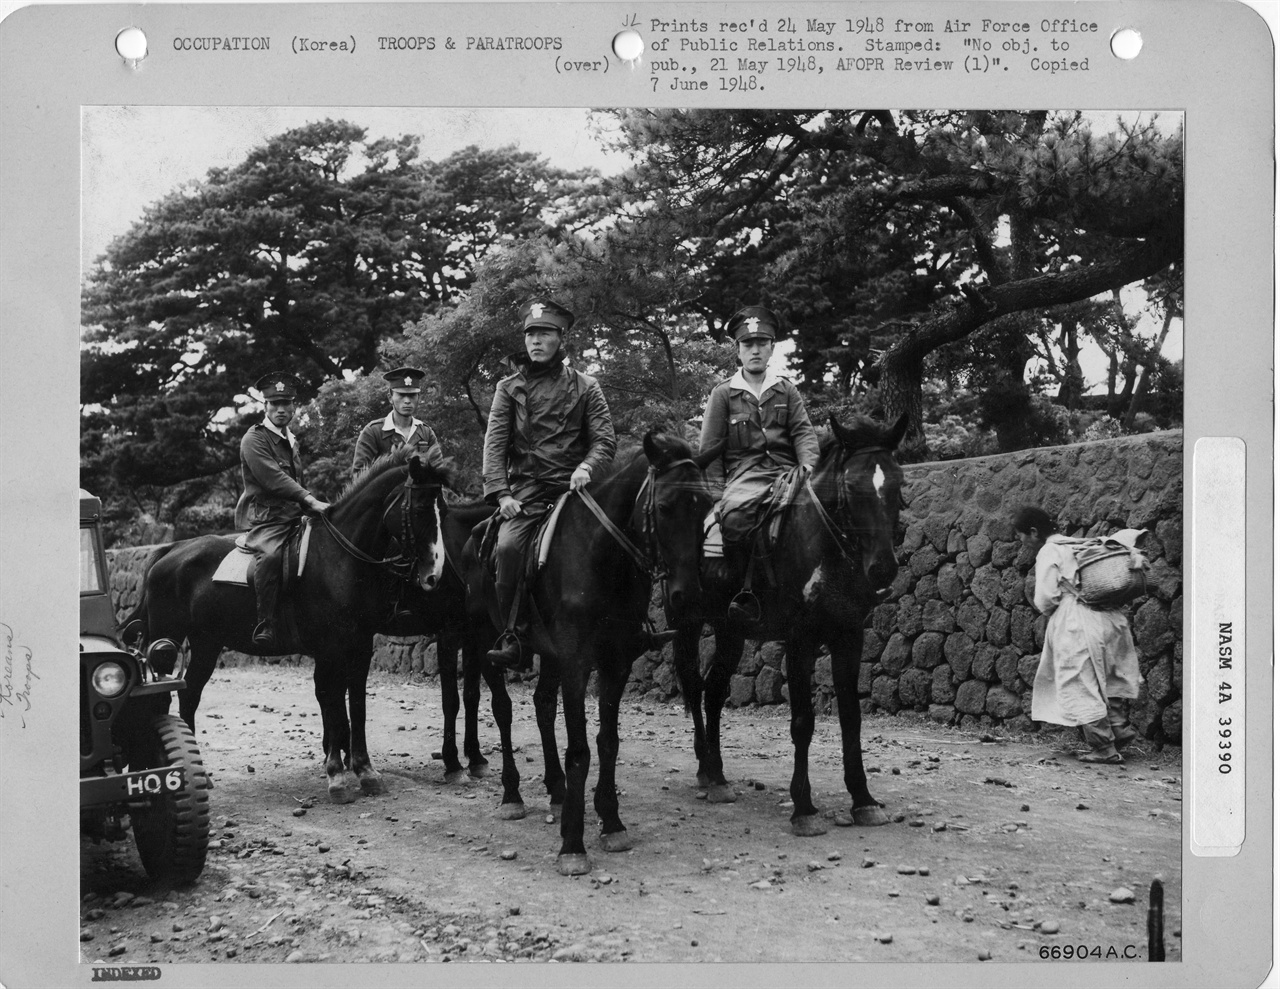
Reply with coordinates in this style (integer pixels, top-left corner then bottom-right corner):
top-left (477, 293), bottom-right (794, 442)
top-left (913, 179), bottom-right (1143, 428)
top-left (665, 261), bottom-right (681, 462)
top-left (358, 773), bottom-right (385, 796)
top-left (557, 854), bottom-right (592, 876)
top-left (547, 802), bottom-right (563, 822)
top-left (468, 763), bottom-right (490, 779)
top-left (444, 769), bottom-right (466, 784)
top-left (707, 784), bottom-right (738, 804)
top-left (852, 805), bottom-right (890, 827)
top-left (696, 771), bottom-right (711, 788)
top-left (496, 802), bottom-right (527, 821)
top-left (328, 784), bottom-right (355, 805)
top-left (599, 831), bottom-right (633, 853)
top-left (791, 814), bottom-right (828, 837)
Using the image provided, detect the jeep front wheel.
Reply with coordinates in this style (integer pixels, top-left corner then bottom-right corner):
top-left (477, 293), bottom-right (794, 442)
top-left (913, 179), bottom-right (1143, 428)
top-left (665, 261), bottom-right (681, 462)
top-left (129, 715), bottom-right (211, 883)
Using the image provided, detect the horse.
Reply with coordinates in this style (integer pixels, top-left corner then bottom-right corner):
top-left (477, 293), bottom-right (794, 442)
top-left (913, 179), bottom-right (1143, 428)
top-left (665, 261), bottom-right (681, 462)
top-left (125, 450), bottom-right (455, 803)
top-left (672, 413), bottom-right (909, 836)
top-left (392, 499), bottom-right (529, 819)
top-left (461, 431), bottom-right (722, 875)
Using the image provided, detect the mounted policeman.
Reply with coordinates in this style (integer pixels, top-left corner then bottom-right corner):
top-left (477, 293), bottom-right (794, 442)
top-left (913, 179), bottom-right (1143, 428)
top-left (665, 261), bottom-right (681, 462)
top-left (352, 366), bottom-right (444, 477)
top-left (235, 372), bottom-right (330, 652)
top-left (698, 305), bottom-right (820, 620)
top-left (481, 298), bottom-right (617, 669)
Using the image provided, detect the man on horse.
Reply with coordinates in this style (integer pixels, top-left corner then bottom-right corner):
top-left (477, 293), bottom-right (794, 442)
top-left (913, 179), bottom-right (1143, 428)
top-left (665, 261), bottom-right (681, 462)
top-left (698, 305), bottom-right (820, 619)
top-left (352, 366), bottom-right (444, 477)
top-left (481, 298), bottom-right (617, 669)
top-left (236, 372), bottom-right (331, 652)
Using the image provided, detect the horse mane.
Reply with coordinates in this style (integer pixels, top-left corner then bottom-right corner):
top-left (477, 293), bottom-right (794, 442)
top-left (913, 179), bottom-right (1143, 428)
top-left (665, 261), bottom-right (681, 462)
top-left (332, 450), bottom-right (409, 508)
top-left (819, 414), bottom-right (899, 457)
top-left (598, 431), bottom-right (697, 482)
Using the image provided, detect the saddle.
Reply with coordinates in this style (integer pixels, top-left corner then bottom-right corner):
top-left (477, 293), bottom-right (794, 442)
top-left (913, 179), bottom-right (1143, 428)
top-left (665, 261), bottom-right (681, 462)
top-left (473, 491), bottom-right (573, 585)
top-left (723, 467), bottom-right (807, 623)
top-left (212, 518), bottom-right (314, 590)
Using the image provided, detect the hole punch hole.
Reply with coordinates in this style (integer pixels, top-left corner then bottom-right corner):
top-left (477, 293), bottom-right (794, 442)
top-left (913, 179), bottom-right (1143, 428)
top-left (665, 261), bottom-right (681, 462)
top-left (612, 30), bottom-right (643, 63)
top-left (1110, 28), bottom-right (1142, 60)
top-left (116, 27), bottom-right (148, 64)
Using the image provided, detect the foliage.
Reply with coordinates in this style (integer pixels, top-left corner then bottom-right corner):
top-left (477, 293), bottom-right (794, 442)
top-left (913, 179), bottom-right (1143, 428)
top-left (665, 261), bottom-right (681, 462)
top-left (81, 121), bottom-right (589, 509)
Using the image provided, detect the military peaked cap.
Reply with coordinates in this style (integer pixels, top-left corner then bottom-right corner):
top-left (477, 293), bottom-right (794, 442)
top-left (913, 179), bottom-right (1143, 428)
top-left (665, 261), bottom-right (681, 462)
top-left (383, 367), bottom-right (426, 392)
top-left (727, 305), bottom-right (782, 343)
top-left (254, 372), bottom-right (300, 400)
top-left (521, 298), bottom-right (575, 333)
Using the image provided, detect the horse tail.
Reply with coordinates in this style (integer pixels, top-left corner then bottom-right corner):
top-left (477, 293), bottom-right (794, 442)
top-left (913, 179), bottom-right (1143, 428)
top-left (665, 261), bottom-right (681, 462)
top-left (121, 542), bottom-right (181, 642)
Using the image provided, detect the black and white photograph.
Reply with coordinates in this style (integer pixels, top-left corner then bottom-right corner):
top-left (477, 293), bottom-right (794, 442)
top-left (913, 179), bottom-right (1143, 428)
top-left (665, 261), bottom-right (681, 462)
top-left (0, 3), bottom-right (1273, 986)
top-left (75, 104), bottom-right (1187, 964)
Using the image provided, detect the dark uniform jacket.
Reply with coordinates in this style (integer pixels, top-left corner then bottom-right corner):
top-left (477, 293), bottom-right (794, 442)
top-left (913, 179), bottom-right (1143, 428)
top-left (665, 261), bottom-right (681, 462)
top-left (352, 414), bottom-right (443, 476)
top-left (699, 371), bottom-right (820, 493)
top-left (234, 423), bottom-right (309, 531)
top-left (482, 353), bottom-right (616, 504)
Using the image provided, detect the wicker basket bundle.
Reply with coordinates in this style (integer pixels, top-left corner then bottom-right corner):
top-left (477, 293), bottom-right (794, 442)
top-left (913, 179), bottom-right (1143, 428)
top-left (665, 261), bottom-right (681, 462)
top-left (1074, 542), bottom-right (1148, 608)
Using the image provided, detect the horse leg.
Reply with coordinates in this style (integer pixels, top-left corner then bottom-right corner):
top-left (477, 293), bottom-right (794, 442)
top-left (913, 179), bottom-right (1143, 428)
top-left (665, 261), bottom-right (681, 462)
top-left (556, 661), bottom-right (593, 876)
top-left (594, 656), bottom-right (633, 853)
top-left (829, 631), bottom-right (888, 826)
top-left (437, 633), bottom-right (465, 781)
top-left (347, 645), bottom-right (384, 796)
top-left (784, 633), bottom-right (826, 837)
top-left (313, 657), bottom-right (355, 804)
top-left (533, 665), bottom-right (566, 815)
top-left (672, 624), bottom-right (710, 785)
top-left (479, 640), bottom-right (525, 819)
top-left (463, 640), bottom-right (489, 779)
top-left (178, 639), bottom-right (219, 733)
top-left (702, 621), bottom-right (744, 804)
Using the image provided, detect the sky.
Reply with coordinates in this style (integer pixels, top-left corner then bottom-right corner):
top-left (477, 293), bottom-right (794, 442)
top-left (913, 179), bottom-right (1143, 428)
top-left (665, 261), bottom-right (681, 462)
top-left (81, 105), bottom-right (1183, 394)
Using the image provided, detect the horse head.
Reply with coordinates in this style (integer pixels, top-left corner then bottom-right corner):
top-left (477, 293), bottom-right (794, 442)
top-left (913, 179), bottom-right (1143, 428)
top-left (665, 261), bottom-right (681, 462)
top-left (823, 412), bottom-right (909, 594)
top-left (639, 431), bottom-right (721, 622)
top-left (403, 454), bottom-right (455, 593)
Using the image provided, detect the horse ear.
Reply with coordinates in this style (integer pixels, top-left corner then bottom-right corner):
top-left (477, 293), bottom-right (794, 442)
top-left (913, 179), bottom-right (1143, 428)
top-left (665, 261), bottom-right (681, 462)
top-left (830, 415), bottom-right (855, 448)
top-left (887, 412), bottom-right (910, 450)
top-left (643, 430), bottom-right (667, 468)
top-left (695, 438), bottom-right (726, 471)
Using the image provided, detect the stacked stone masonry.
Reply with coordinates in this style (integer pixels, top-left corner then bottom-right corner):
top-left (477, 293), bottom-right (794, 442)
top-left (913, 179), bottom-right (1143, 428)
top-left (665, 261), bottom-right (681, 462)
top-left (106, 430), bottom-right (1183, 746)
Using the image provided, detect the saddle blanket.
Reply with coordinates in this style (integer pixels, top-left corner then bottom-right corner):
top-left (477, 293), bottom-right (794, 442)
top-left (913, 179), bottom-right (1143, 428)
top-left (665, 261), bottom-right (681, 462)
top-left (213, 519), bottom-right (314, 585)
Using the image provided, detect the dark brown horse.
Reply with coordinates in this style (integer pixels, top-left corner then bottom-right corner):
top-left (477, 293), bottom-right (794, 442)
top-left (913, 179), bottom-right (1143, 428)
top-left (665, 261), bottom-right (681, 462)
top-left (125, 451), bottom-right (456, 803)
top-left (394, 499), bottom-right (529, 819)
top-left (673, 413), bottom-right (908, 835)
top-left (462, 431), bottom-right (721, 875)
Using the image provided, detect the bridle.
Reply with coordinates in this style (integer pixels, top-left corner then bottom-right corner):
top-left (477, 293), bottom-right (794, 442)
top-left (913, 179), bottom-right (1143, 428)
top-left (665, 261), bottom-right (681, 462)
top-left (803, 444), bottom-right (898, 568)
top-left (320, 469), bottom-right (444, 582)
top-left (575, 457), bottom-right (708, 585)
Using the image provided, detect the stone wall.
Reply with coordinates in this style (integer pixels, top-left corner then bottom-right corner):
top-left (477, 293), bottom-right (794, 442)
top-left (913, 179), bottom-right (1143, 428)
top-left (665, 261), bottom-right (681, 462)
top-left (105, 430), bottom-right (1183, 745)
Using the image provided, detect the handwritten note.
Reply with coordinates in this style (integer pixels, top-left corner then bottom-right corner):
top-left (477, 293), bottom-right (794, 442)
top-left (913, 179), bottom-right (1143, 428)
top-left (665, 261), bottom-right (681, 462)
top-left (0, 622), bottom-right (39, 728)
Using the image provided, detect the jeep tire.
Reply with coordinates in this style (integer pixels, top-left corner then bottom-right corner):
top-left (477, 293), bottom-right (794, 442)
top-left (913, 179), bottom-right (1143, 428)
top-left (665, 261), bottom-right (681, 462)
top-left (129, 715), bottom-right (211, 883)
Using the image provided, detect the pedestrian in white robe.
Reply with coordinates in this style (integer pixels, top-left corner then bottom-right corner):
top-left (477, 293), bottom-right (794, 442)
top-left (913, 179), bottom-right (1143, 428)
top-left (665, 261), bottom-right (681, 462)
top-left (1013, 506), bottom-right (1143, 764)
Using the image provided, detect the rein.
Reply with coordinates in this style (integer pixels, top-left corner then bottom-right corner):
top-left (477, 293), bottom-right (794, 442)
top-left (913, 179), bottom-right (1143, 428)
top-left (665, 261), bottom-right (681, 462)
top-left (320, 470), bottom-right (441, 581)
top-left (575, 457), bottom-right (702, 583)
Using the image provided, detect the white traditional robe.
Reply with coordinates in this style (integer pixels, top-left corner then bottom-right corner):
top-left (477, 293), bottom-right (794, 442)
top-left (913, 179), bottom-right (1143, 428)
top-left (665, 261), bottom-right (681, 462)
top-left (1029, 534), bottom-right (1143, 726)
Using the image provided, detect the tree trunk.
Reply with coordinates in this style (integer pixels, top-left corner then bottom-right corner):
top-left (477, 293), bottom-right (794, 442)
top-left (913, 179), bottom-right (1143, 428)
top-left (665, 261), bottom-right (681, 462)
top-left (1122, 307), bottom-right (1175, 429)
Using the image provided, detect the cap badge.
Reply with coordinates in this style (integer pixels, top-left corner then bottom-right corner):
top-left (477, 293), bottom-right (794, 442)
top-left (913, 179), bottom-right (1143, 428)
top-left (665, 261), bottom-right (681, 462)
top-left (530, 302), bottom-right (545, 319)
top-left (404, 376), bottom-right (414, 386)
top-left (745, 317), bottom-right (760, 333)
top-left (275, 381), bottom-right (286, 393)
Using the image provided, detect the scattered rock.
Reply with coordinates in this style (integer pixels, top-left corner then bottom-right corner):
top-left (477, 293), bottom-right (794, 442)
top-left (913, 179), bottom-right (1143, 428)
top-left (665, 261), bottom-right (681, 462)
top-left (500, 850), bottom-right (517, 861)
top-left (1039, 920), bottom-right (1061, 934)
top-left (877, 933), bottom-right (893, 944)
top-left (1020, 804), bottom-right (1031, 812)
top-left (79, 930), bottom-right (94, 942)
top-left (1109, 887), bottom-right (1135, 904)
top-left (1077, 803), bottom-right (1089, 810)
top-left (978, 949), bottom-right (992, 960)
top-left (925, 894), bottom-right (940, 906)
top-left (861, 857), bottom-right (876, 869)
top-left (807, 861), bottom-right (823, 872)
top-left (292, 808), bottom-right (306, 818)
top-left (285, 950), bottom-right (307, 963)
top-left (896, 864), bottom-right (917, 875)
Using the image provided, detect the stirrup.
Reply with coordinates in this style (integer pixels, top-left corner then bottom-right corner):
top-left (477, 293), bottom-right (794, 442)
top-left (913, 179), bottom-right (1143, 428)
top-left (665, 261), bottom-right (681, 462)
top-left (727, 590), bottom-right (761, 624)
top-left (486, 631), bottom-right (530, 671)
top-left (253, 621), bottom-right (280, 651)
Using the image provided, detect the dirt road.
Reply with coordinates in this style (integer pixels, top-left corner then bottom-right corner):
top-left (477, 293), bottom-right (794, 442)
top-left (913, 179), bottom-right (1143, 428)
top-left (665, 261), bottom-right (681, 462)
top-left (81, 665), bottom-right (1181, 965)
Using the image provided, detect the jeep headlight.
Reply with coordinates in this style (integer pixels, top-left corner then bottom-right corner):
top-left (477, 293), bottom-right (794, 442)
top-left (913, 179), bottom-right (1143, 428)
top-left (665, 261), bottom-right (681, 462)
top-left (92, 661), bottom-right (128, 697)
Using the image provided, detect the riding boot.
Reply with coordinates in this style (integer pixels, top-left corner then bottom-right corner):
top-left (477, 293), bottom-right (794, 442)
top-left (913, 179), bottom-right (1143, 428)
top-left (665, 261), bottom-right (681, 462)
top-left (726, 544), bottom-right (761, 624)
top-left (252, 553), bottom-right (283, 652)
top-left (486, 580), bottom-right (531, 670)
